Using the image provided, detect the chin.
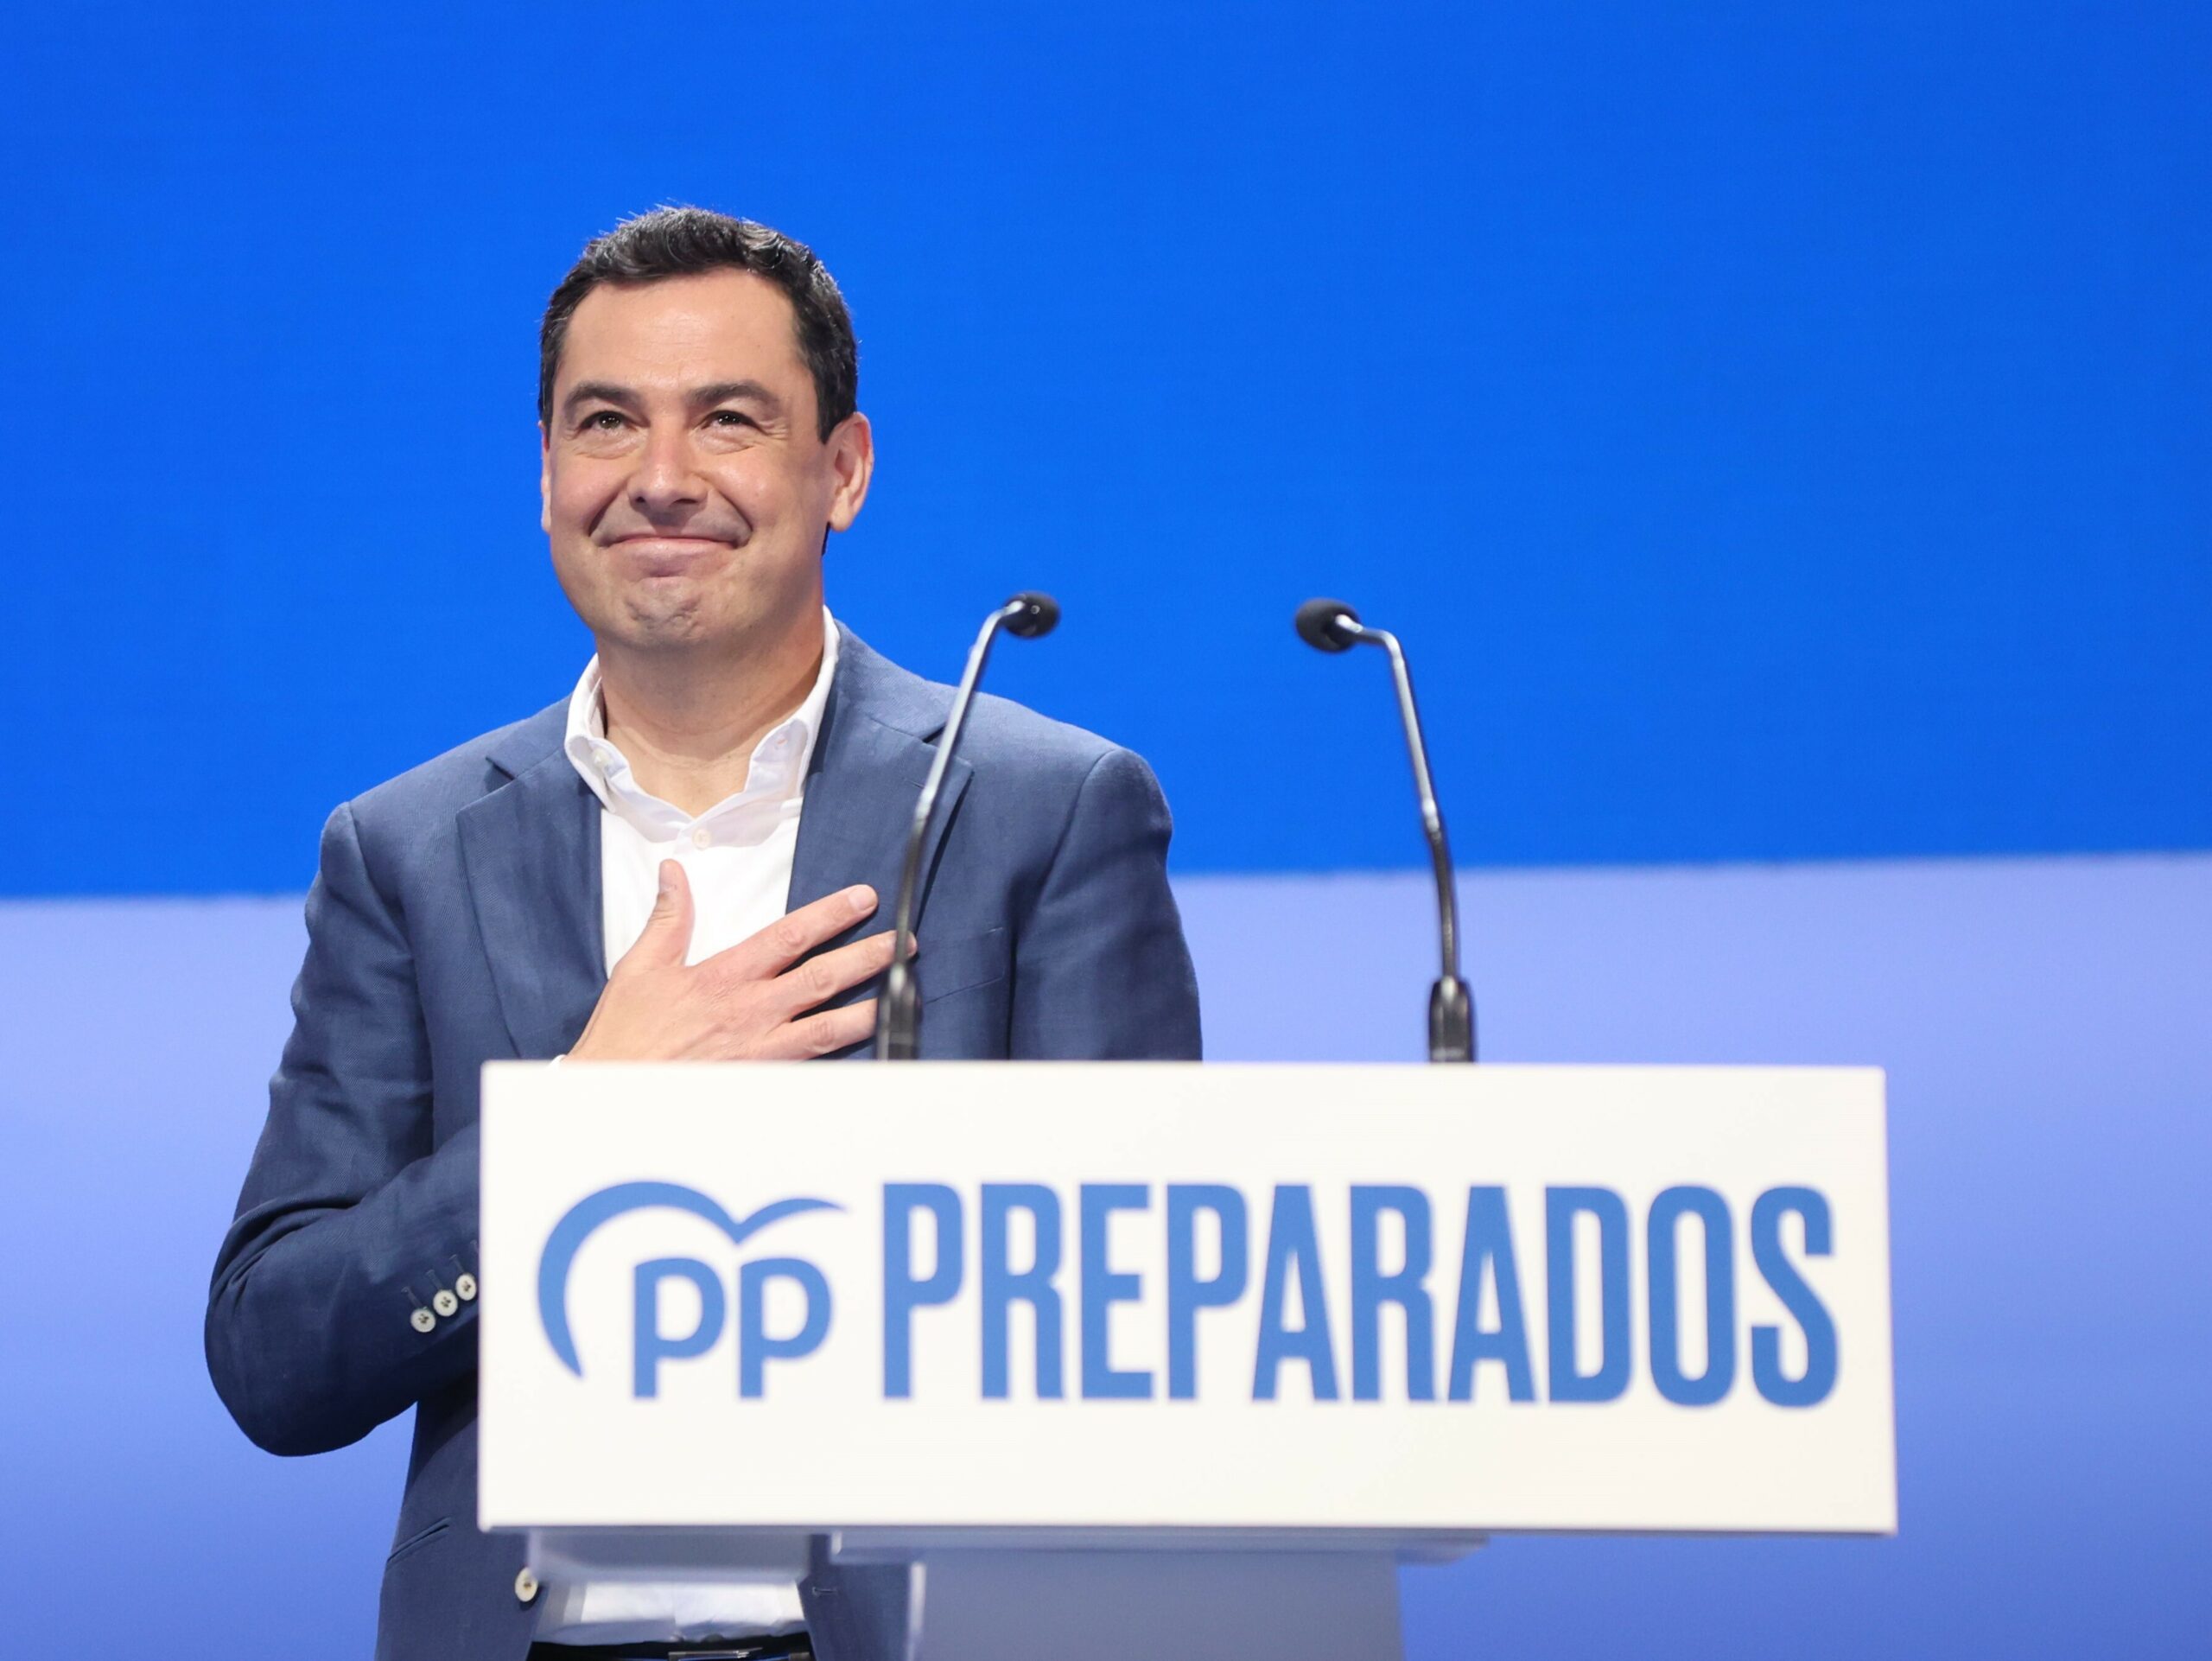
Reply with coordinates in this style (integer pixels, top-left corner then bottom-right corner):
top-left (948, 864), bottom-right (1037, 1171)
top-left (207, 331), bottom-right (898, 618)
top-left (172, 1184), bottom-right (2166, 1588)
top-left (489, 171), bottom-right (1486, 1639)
top-left (588, 571), bottom-right (812, 657)
top-left (604, 589), bottom-right (709, 645)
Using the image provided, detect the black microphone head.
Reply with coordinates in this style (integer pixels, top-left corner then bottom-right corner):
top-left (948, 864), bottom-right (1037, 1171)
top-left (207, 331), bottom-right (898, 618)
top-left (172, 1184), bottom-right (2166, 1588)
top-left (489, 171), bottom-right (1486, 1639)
top-left (1295, 596), bottom-right (1362, 652)
top-left (1004, 591), bottom-right (1060, 639)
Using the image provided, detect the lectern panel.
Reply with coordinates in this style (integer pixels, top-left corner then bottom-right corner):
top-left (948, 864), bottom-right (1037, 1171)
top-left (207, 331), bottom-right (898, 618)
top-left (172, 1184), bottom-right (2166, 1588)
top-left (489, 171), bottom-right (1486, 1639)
top-left (480, 1063), bottom-right (1893, 1534)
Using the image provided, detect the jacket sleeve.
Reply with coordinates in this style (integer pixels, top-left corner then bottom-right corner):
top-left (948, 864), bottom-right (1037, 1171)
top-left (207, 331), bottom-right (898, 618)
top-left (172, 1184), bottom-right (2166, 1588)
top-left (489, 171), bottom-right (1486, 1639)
top-left (1009, 747), bottom-right (1203, 1060)
top-left (205, 799), bottom-right (482, 1456)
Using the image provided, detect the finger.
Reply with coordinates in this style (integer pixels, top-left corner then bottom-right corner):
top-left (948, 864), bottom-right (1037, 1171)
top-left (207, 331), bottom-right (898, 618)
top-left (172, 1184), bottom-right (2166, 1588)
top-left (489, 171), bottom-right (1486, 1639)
top-left (757, 998), bottom-right (880, 1060)
top-left (708, 883), bottom-right (880, 983)
top-left (620, 859), bottom-right (695, 971)
top-left (771, 927), bottom-right (903, 1020)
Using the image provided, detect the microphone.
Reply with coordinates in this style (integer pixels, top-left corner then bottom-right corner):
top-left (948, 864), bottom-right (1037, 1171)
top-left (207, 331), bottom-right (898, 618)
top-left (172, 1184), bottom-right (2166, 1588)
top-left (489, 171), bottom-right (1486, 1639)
top-left (1294, 597), bottom-right (1475, 1062)
top-left (876, 592), bottom-right (1061, 1060)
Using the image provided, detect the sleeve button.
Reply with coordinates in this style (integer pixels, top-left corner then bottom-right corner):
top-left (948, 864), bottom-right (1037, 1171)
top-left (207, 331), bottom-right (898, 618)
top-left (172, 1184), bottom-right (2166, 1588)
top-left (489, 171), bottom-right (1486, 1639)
top-left (515, 1567), bottom-right (540, 1605)
top-left (454, 1273), bottom-right (478, 1301)
top-left (432, 1289), bottom-right (460, 1318)
top-left (410, 1307), bottom-right (436, 1334)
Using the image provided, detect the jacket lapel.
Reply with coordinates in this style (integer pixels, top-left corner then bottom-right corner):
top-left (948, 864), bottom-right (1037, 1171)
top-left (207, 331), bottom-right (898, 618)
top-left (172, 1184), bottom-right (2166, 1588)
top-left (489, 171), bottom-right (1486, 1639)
top-left (788, 626), bottom-right (971, 942)
top-left (459, 709), bottom-right (607, 1060)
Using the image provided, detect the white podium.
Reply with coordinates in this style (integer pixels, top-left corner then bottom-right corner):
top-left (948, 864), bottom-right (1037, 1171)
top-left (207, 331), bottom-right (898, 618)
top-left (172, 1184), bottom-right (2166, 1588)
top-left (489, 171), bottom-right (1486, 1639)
top-left (480, 1063), bottom-right (1895, 1660)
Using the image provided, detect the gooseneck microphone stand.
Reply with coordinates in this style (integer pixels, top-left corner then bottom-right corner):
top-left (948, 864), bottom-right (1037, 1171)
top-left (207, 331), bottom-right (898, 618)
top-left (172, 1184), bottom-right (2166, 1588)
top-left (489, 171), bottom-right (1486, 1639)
top-left (1295, 597), bottom-right (1475, 1062)
top-left (876, 592), bottom-right (1061, 1060)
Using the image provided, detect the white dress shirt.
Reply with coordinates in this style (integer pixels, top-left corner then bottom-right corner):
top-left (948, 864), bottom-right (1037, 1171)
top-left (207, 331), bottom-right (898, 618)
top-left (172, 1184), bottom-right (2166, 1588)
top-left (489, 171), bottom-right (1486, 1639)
top-left (532, 608), bottom-right (838, 1645)
top-left (568, 609), bottom-right (840, 974)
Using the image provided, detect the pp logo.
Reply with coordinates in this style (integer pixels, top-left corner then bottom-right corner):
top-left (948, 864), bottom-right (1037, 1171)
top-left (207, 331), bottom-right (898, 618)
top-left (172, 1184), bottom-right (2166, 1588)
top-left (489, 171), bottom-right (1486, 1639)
top-left (537, 1181), bottom-right (840, 1398)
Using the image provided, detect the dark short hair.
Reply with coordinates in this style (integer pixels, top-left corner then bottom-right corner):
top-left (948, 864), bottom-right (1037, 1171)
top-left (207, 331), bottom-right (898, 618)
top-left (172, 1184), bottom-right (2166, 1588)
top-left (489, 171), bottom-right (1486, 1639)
top-left (538, 207), bottom-right (858, 440)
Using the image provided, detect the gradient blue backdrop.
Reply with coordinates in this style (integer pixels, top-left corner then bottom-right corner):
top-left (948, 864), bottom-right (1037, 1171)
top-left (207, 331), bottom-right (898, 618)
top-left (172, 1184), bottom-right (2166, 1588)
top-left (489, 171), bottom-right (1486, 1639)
top-left (2, 0), bottom-right (2206, 894)
top-left (1, 3), bottom-right (2207, 1659)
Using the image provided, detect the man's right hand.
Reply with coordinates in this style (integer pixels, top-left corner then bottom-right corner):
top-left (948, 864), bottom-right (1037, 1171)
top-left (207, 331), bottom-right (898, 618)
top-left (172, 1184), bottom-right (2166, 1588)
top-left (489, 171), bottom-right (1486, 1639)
top-left (567, 862), bottom-right (898, 1061)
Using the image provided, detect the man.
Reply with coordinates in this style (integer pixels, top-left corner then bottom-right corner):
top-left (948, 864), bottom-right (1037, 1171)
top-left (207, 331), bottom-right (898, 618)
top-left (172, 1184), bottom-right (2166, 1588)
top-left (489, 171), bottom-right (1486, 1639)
top-left (206, 207), bottom-right (1201, 1661)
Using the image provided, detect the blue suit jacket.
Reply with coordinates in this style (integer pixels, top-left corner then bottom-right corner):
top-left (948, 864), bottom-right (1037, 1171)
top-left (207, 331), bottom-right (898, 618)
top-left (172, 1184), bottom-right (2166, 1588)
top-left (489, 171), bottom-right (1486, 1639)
top-left (206, 625), bottom-right (1202, 1661)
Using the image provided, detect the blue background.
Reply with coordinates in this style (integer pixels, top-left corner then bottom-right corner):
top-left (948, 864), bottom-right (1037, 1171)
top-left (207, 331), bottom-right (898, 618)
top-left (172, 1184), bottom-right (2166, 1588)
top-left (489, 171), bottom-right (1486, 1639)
top-left (1, 3), bottom-right (2207, 1658)
top-left (1, 0), bottom-right (2207, 893)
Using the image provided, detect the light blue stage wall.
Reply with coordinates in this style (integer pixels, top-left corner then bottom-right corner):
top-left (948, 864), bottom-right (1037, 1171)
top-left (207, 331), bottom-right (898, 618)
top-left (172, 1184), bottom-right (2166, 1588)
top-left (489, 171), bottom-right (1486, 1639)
top-left (1, 2), bottom-right (2208, 894)
top-left (3, 856), bottom-right (2208, 1659)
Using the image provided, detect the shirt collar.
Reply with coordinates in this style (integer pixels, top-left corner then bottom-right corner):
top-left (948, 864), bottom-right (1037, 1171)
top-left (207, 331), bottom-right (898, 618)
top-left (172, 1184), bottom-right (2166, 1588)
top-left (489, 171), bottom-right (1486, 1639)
top-left (563, 608), bottom-right (840, 840)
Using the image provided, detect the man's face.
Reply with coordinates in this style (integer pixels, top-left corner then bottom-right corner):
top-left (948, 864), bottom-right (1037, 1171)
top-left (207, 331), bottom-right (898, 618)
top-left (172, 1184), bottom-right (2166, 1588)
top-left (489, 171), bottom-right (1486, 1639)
top-left (541, 269), bottom-right (870, 659)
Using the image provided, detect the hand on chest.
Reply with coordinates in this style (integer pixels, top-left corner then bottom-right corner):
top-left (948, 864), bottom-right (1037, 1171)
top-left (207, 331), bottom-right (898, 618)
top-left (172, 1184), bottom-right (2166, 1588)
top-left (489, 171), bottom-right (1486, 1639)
top-left (598, 805), bottom-right (805, 970)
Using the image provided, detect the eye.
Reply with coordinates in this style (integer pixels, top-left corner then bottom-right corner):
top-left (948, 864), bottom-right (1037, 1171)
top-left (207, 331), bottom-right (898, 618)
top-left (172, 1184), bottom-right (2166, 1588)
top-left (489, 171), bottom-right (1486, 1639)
top-left (709, 410), bottom-right (758, 430)
top-left (580, 410), bottom-right (627, 432)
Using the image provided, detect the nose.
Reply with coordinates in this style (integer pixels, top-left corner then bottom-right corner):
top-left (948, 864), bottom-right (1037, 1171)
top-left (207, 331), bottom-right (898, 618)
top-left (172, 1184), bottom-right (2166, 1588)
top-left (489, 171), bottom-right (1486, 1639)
top-left (628, 423), bottom-right (707, 522)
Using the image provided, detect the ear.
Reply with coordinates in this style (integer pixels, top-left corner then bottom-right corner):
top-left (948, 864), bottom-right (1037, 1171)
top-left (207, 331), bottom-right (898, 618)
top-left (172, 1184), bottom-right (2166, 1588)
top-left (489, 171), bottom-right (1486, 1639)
top-left (823, 411), bottom-right (874, 533)
top-left (538, 422), bottom-right (552, 535)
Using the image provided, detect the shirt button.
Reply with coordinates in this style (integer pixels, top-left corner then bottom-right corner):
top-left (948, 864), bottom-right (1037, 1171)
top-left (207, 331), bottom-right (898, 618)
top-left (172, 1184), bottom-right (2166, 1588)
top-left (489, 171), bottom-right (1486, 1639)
top-left (454, 1272), bottom-right (478, 1301)
top-left (410, 1307), bottom-right (436, 1334)
top-left (432, 1289), bottom-right (460, 1318)
top-left (690, 826), bottom-right (711, 849)
top-left (515, 1567), bottom-right (540, 1606)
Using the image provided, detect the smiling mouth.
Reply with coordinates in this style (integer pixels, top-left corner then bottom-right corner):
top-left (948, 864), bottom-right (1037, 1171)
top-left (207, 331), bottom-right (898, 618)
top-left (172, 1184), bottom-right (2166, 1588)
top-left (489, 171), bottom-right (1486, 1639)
top-left (608, 534), bottom-right (735, 574)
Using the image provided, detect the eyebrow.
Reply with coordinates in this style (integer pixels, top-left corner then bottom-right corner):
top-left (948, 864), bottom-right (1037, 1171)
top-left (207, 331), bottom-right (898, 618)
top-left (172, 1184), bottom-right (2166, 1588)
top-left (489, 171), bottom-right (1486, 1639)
top-left (560, 379), bottom-right (785, 417)
top-left (690, 379), bottom-right (783, 412)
